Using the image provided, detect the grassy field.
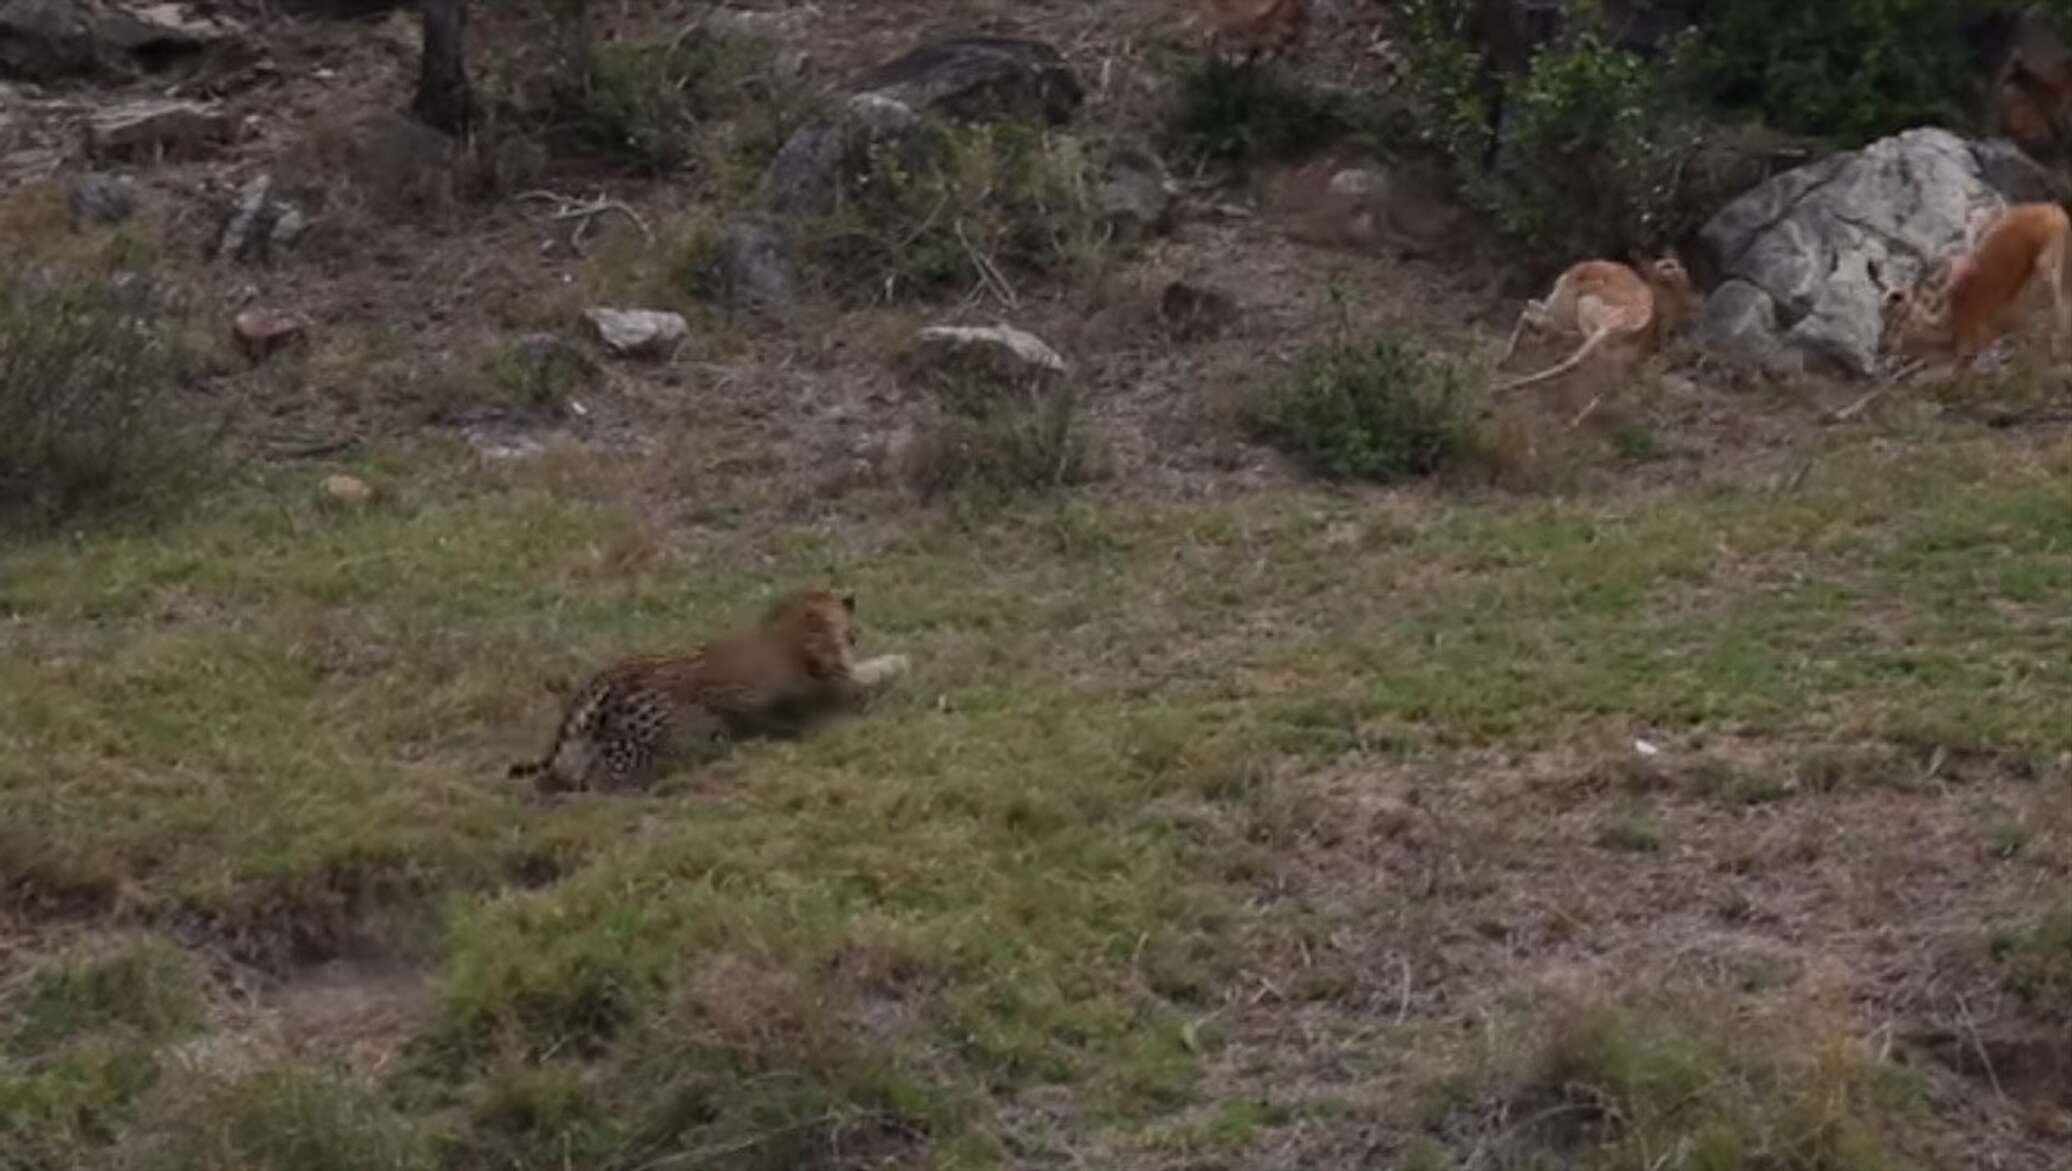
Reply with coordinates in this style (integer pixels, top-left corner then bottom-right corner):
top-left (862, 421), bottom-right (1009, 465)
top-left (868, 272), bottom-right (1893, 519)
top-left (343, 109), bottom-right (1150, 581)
top-left (4, 420), bottom-right (2070, 1169)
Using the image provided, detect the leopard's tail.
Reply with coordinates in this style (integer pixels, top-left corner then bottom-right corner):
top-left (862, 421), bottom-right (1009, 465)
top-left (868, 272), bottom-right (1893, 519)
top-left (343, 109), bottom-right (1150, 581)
top-left (508, 758), bottom-right (548, 780)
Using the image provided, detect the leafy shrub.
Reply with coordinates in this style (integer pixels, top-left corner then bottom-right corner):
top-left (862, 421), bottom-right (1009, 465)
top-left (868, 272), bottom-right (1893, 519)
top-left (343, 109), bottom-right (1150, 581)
top-left (1490, 31), bottom-right (1702, 261)
top-left (1692, 0), bottom-right (1981, 143)
top-left (1255, 335), bottom-right (1467, 483)
top-left (0, 259), bottom-right (204, 524)
top-left (6, 938), bottom-right (203, 1056)
top-left (805, 118), bottom-right (1099, 302)
top-left (1169, 55), bottom-right (1407, 167)
top-left (1395, 3), bottom-right (1700, 261)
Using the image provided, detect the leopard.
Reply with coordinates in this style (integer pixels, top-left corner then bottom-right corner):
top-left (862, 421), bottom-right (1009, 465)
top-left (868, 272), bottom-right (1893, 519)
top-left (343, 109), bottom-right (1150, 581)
top-left (507, 588), bottom-right (911, 795)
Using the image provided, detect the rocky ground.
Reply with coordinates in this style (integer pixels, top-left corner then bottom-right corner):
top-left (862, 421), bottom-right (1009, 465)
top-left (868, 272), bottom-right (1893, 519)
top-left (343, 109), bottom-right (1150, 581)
top-left (3, 2), bottom-right (2071, 1169)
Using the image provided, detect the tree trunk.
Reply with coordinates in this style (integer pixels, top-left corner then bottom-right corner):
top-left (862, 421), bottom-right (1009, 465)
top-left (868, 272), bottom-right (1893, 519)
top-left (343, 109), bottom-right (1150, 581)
top-left (413, 0), bottom-right (470, 136)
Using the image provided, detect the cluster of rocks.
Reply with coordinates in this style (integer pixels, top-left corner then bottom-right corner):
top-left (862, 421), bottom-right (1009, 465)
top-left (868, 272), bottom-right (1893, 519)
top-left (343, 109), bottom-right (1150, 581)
top-left (13, 1), bottom-right (2072, 403)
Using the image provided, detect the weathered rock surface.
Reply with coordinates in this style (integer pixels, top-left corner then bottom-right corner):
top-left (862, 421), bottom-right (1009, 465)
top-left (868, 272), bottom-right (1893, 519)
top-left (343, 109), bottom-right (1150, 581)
top-left (1096, 143), bottom-right (1174, 242)
top-left (66, 171), bottom-right (136, 225)
top-left (913, 322), bottom-right (1068, 379)
top-left (584, 308), bottom-right (687, 359)
top-left (1694, 128), bottom-right (2062, 377)
top-left (87, 98), bottom-right (229, 158)
top-left (756, 36), bottom-right (1085, 287)
top-left (234, 307), bottom-right (308, 360)
top-left (0, 0), bottom-right (245, 81)
top-left (215, 173), bottom-right (309, 262)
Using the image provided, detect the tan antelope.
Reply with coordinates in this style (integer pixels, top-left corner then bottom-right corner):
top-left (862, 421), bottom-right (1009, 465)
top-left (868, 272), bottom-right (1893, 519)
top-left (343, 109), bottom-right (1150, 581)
top-left (1493, 255), bottom-right (1697, 423)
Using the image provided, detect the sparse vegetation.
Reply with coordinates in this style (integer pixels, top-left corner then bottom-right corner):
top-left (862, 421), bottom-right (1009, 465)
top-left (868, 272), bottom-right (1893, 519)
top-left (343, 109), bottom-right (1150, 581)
top-left (0, 252), bottom-right (207, 525)
top-left (1994, 905), bottom-right (2072, 1016)
top-left (549, 30), bottom-right (754, 172)
top-left (1254, 334), bottom-right (1468, 482)
top-left (802, 117), bottom-right (1101, 301)
top-left (1462, 992), bottom-right (1924, 1170)
top-left (5, 0), bottom-right (2072, 1166)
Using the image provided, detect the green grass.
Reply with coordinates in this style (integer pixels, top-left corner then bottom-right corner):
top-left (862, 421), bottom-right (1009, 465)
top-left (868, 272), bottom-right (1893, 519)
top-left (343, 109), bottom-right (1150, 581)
top-left (2, 429), bottom-right (2069, 1166)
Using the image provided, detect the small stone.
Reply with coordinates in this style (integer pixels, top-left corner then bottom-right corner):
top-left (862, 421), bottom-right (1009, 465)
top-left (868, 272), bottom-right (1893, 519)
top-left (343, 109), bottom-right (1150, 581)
top-left (66, 172), bottom-right (138, 227)
top-left (233, 308), bottom-right (308, 360)
top-left (914, 322), bottom-right (1067, 375)
top-left (321, 473), bottom-right (372, 505)
top-left (582, 308), bottom-right (688, 359)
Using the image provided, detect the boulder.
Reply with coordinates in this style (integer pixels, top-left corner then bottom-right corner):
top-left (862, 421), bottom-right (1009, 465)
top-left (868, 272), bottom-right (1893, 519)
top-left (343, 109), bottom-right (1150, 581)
top-left (214, 172), bottom-right (310, 263)
top-left (762, 91), bottom-right (924, 217)
top-left (848, 36), bottom-right (1082, 127)
top-left (87, 98), bottom-right (229, 159)
top-left (1693, 128), bottom-right (2060, 378)
top-left (762, 36), bottom-right (1081, 217)
top-left (1096, 143), bottom-right (1174, 242)
top-left (233, 307), bottom-right (308, 360)
top-left (0, 0), bottom-right (245, 82)
top-left (910, 323), bottom-right (1068, 393)
top-left (583, 307), bottom-right (687, 359)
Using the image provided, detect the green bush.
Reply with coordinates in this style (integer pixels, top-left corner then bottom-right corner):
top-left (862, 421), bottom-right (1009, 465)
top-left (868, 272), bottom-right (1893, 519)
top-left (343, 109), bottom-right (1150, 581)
top-left (1169, 55), bottom-right (1407, 167)
top-left (1256, 335), bottom-right (1467, 483)
top-left (0, 260), bottom-right (202, 524)
top-left (1692, 0), bottom-right (1981, 143)
top-left (1395, 2), bottom-right (1700, 261)
top-left (546, 27), bottom-right (765, 172)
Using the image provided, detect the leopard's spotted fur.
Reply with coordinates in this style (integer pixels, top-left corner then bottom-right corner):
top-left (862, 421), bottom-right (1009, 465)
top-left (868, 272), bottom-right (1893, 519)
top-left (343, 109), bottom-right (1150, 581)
top-left (508, 589), bottom-right (910, 794)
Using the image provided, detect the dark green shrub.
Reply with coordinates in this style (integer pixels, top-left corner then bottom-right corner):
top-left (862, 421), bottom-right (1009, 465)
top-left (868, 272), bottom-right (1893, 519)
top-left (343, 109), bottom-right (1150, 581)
top-left (1257, 336), bottom-right (1466, 483)
top-left (1395, 2), bottom-right (1701, 261)
top-left (1169, 55), bottom-right (1408, 167)
top-left (0, 260), bottom-right (206, 524)
top-left (551, 34), bottom-right (713, 171)
top-left (1692, 0), bottom-right (1981, 143)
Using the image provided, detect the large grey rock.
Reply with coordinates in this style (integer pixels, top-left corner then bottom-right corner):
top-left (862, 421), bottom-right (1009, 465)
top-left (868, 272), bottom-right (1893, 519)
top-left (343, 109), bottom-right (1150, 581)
top-left (848, 36), bottom-right (1082, 127)
top-left (214, 172), bottom-right (309, 263)
top-left (763, 92), bottom-right (922, 217)
top-left (1694, 128), bottom-right (2061, 378)
top-left (762, 36), bottom-right (1082, 217)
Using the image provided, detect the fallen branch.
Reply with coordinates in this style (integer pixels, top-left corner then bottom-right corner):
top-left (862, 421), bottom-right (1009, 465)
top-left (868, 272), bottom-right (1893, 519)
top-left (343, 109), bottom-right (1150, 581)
top-left (514, 189), bottom-right (655, 250)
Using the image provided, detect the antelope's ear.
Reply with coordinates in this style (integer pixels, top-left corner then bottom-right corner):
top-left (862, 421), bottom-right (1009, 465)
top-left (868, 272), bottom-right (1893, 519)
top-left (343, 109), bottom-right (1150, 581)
top-left (840, 592), bottom-right (856, 614)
